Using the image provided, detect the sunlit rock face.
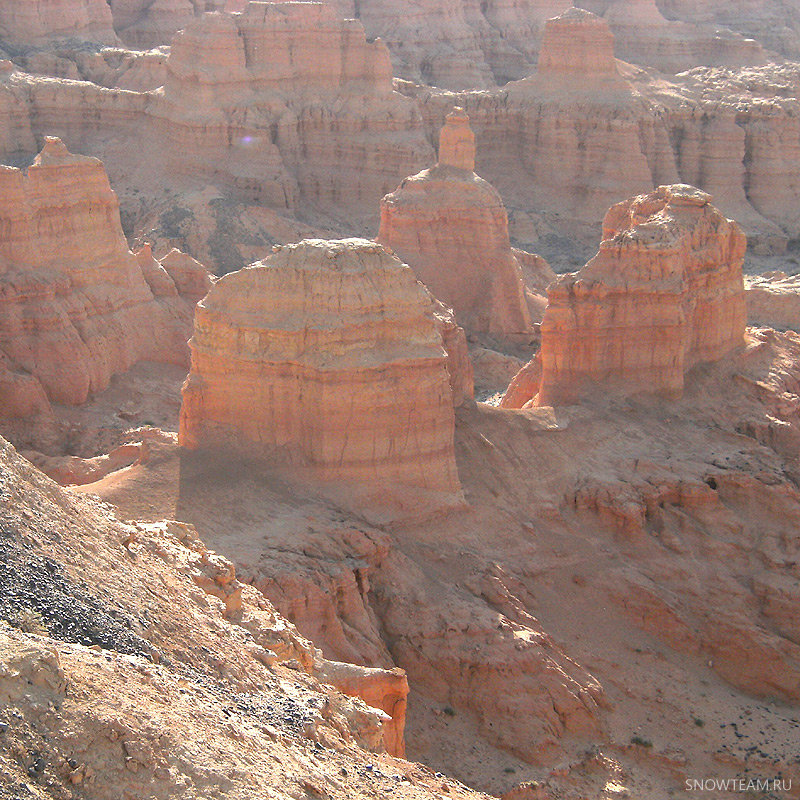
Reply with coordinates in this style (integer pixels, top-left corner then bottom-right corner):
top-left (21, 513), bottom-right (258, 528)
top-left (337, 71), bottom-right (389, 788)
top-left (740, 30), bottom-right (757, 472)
top-left (0, 138), bottom-right (201, 418)
top-left (179, 237), bottom-right (467, 497)
top-left (503, 184), bottom-right (747, 407)
top-left (378, 108), bottom-right (533, 340)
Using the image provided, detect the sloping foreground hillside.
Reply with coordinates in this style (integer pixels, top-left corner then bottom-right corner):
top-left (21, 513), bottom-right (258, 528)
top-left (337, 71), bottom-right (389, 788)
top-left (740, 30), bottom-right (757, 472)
top-left (0, 436), bottom-right (486, 800)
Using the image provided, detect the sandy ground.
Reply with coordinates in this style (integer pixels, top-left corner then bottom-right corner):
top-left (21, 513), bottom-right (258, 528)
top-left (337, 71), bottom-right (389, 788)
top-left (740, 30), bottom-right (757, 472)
top-left (10, 324), bottom-right (798, 799)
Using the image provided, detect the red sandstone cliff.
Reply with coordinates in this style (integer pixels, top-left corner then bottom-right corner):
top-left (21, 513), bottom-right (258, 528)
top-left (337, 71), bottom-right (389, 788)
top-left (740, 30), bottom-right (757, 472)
top-left (503, 184), bottom-right (747, 407)
top-left (0, 138), bottom-right (205, 418)
top-left (378, 108), bottom-right (533, 340)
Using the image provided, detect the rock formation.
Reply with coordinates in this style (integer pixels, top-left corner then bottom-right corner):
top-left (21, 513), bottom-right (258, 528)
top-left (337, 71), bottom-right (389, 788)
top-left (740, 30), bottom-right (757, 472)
top-left (405, 12), bottom-right (656, 244)
top-left (644, 0), bottom-right (800, 59)
top-left (0, 138), bottom-right (204, 418)
top-left (745, 271), bottom-right (800, 331)
top-left (537, 6), bottom-right (618, 75)
top-left (180, 238), bottom-right (468, 499)
top-left (107, 0), bottom-right (230, 49)
top-left (601, 0), bottom-right (764, 74)
top-left (158, 2), bottom-right (430, 215)
top-left (156, 247), bottom-right (214, 303)
top-left (0, 6), bottom-right (798, 270)
top-left (403, 19), bottom-right (794, 257)
top-left (378, 108), bottom-right (533, 340)
top-left (0, 0), bottom-right (118, 49)
top-left (0, 433), bottom-right (466, 786)
top-left (503, 184), bottom-right (747, 407)
top-left (315, 659), bottom-right (408, 757)
top-left (322, 0), bottom-right (571, 89)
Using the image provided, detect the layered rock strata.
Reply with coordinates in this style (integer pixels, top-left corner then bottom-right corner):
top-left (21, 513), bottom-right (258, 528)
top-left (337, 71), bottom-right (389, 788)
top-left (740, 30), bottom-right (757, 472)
top-left (378, 108), bottom-right (533, 340)
top-left (0, 138), bottom-right (203, 417)
top-left (537, 6), bottom-right (618, 75)
top-left (158, 3), bottom-right (430, 215)
top-left (325, 0), bottom-right (572, 89)
top-left (745, 272), bottom-right (800, 332)
top-left (0, 9), bottom-right (797, 267)
top-left (0, 0), bottom-right (118, 49)
top-left (179, 238), bottom-right (467, 496)
top-left (503, 184), bottom-right (747, 406)
top-left (108, 0), bottom-right (229, 49)
top-left (405, 16), bottom-right (791, 254)
top-left (602, 0), bottom-right (764, 74)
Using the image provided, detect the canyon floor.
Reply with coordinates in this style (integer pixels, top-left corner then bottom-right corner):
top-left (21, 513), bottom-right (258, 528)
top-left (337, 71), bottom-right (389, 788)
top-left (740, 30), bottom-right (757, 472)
top-left (5, 315), bottom-right (799, 799)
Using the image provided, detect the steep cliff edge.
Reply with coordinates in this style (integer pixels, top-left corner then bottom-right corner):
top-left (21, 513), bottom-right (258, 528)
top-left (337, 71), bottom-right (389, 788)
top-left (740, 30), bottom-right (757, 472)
top-left (179, 238), bottom-right (469, 508)
top-left (0, 138), bottom-right (204, 419)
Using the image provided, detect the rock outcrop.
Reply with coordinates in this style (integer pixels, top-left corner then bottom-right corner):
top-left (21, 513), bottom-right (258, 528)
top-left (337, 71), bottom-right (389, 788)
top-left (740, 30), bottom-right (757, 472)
top-left (180, 238), bottom-right (468, 500)
top-left (537, 6), bottom-right (618, 75)
top-left (641, 0), bottom-right (800, 59)
top-left (0, 433), bottom-right (480, 789)
top-left (404, 31), bottom-right (795, 258)
top-left (107, 0), bottom-right (231, 49)
top-left (378, 108), bottom-right (533, 340)
top-left (323, 0), bottom-right (571, 89)
top-left (503, 184), bottom-right (747, 406)
top-left (157, 247), bottom-right (215, 303)
top-left (158, 3), bottom-right (430, 216)
top-left (601, 0), bottom-right (764, 74)
top-left (315, 658), bottom-right (409, 758)
top-left (0, 138), bottom-right (204, 418)
top-left (746, 271), bottom-right (800, 331)
top-left (0, 0), bottom-right (118, 49)
top-left (0, 6), bottom-right (798, 271)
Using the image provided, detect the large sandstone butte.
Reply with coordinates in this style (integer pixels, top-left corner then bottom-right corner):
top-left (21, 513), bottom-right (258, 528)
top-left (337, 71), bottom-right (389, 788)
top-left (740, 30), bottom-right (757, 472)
top-left (0, 137), bottom-right (206, 419)
top-left (180, 238), bottom-right (468, 499)
top-left (378, 108), bottom-right (533, 341)
top-left (537, 6), bottom-right (618, 75)
top-left (503, 184), bottom-right (747, 407)
top-left (158, 2), bottom-right (429, 217)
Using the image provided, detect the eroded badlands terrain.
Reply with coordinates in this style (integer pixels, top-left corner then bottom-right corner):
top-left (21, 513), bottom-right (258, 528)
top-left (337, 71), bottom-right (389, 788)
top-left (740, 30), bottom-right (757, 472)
top-left (2, 2), bottom-right (800, 800)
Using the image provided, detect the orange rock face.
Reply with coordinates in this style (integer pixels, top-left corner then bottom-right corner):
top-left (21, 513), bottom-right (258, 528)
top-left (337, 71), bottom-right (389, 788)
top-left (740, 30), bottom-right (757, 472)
top-left (315, 659), bottom-right (409, 758)
top-left (0, 0), bottom-right (118, 47)
top-left (179, 238), bottom-right (466, 498)
top-left (157, 3), bottom-right (429, 216)
top-left (537, 7), bottom-right (618, 75)
top-left (504, 184), bottom-right (747, 406)
top-left (0, 138), bottom-right (204, 418)
top-left (378, 109), bottom-right (533, 340)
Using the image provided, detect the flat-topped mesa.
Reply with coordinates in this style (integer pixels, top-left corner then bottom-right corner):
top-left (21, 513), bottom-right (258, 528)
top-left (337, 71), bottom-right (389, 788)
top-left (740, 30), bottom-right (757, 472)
top-left (179, 238), bottom-right (469, 499)
top-left (0, 138), bottom-right (205, 417)
top-left (377, 108), bottom-right (533, 340)
top-left (165, 2), bottom-right (394, 103)
top-left (537, 7), bottom-right (618, 76)
top-left (155, 2), bottom-right (427, 215)
top-left (502, 184), bottom-right (747, 407)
